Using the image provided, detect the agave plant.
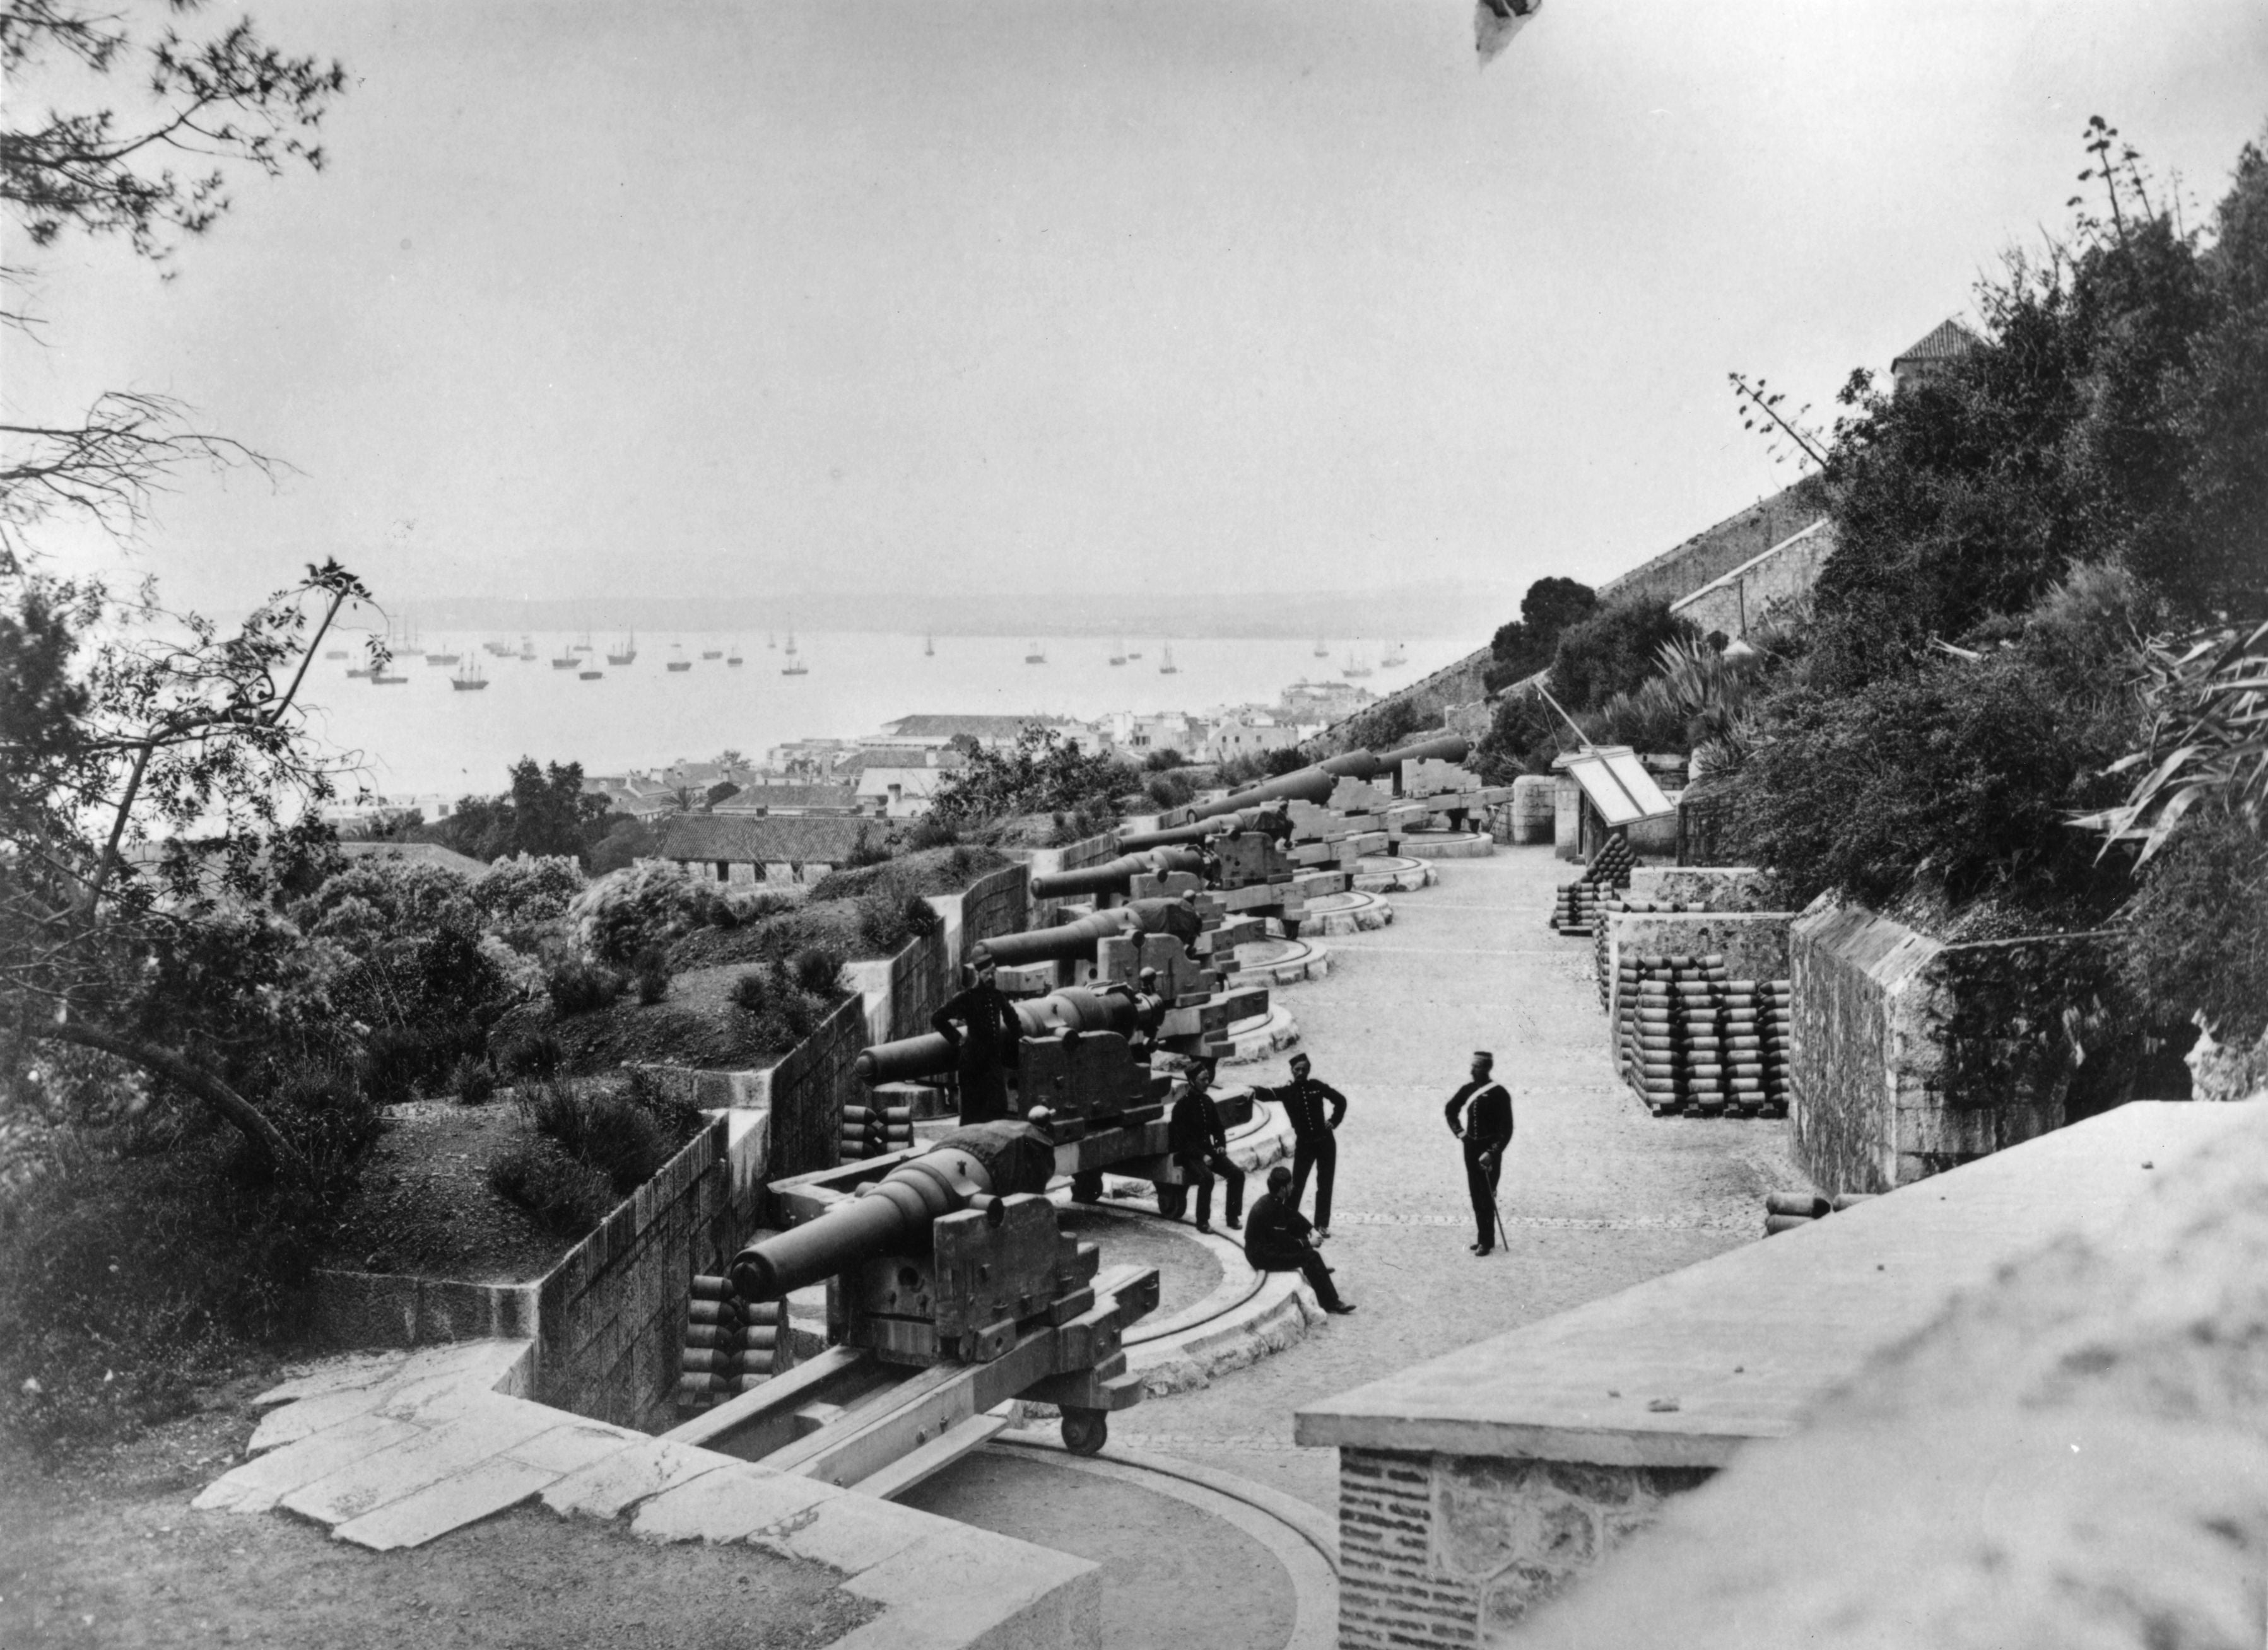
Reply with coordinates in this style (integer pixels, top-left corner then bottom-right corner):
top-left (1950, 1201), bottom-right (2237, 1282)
top-left (1650, 636), bottom-right (1765, 764)
top-left (2077, 619), bottom-right (2268, 865)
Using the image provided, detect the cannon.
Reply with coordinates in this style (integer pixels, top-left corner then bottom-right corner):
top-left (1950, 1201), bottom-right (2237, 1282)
top-left (855, 982), bottom-right (1166, 1087)
top-left (1027, 846), bottom-right (1207, 902)
top-left (730, 1121), bottom-right (1057, 1302)
top-left (689, 1122), bottom-right (1158, 1472)
top-left (1185, 763), bottom-right (1342, 822)
top-left (965, 899), bottom-right (1201, 972)
top-left (1377, 734), bottom-right (1472, 771)
top-left (1114, 803), bottom-right (1290, 853)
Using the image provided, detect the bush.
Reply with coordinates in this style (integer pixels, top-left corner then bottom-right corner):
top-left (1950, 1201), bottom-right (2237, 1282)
top-left (1548, 599), bottom-right (1697, 711)
top-left (486, 1138), bottom-right (616, 1238)
top-left (792, 944), bottom-right (845, 995)
top-left (1348, 698), bottom-right (1433, 753)
top-left (630, 947), bottom-right (672, 1006)
top-left (546, 956), bottom-right (625, 1016)
top-left (471, 853), bottom-right (587, 923)
top-left (1143, 748), bottom-right (1188, 772)
top-left (2113, 814), bottom-right (2268, 1044)
top-left (1144, 769), bottom-right (1197, 809)
top-left (568, 858), bottom-right (709, 964)
top-left (452, 1053), bottom-right (496, 1105)
top-left (497, 1030), bottom-right (563, 1080)
top-left (841, 826), bottom-right (893, 869)
top-left (358, 1025), bottom-right (428, 1108)
top-left (902, 812), bottom-right (960, 850)
top-left (730, 961), bottom-right (824, 1046)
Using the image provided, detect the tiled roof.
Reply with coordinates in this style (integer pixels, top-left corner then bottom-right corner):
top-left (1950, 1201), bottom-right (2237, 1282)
top-left (657, 813), bottom-right (886, 865)
top-left (711, 785), bottom-right (863, 813)
top-left (1893, 319), bottom-right (1978, 366)
top-left (879, 714), bottom-right (1070, 740)
top-left (843, 747), bottom-right (967, 775)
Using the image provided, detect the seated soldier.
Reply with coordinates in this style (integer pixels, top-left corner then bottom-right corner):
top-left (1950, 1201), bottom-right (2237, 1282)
top-left (1243, 1164), bottom-right (1355, 1314)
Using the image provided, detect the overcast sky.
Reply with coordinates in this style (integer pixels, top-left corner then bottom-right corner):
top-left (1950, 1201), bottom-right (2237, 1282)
top-left (10, 0), bottom-right (2267, 616)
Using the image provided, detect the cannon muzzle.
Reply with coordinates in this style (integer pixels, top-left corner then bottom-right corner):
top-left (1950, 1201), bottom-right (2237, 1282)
top-left (1378, 734), bottom-right (1471, 767)
top-left (1028, 846), bottom-right (1207, 901)
top-left (972, 908), bottom-right (1138, 969)
top-left (730, 1145), bottom-right (990, 1301)
top-left (854, 983), bottom-right (1165, 1085)
top-left (1186, 764), bottom-right (1341, 822)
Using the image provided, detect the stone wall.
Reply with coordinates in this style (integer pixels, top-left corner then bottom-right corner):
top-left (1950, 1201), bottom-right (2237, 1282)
top-left (1022, 834), bottom-right (1119, 925)
top-left (957, 862), bottom-right (1030, 960)
top-left (841, 925), bottom-right (953, 1048)
top-left (1592, 480), bottom-right (1825, 610)
top-left (312, 1110), bottom-right (773, 1435)
top-left (1626, 865), bottom-right (1774, 911)
top-left (1790, 901), bottom-right (2101, 1193)
top-left (1668, 518), bottom-right (1835, 640)
top-left (1339, 1446), bottom-right (1712, 1647)
top-left (761, 991), bottom-right (869, 1178)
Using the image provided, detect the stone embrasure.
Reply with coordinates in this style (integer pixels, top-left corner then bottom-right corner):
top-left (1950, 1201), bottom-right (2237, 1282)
top-left (1337, 1446), bottom-right (1712, 1647)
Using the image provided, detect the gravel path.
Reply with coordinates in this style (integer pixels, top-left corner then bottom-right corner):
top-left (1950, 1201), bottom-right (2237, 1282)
top-left (1107, 843), bottom-right (1808, 1514)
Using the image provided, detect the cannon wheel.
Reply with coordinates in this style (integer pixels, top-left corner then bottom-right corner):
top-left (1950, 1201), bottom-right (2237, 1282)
top-left (1153, 1181), bottom-right (1188, 1220)
top-left (1070, 1170), bottom-right (1105, 1203)
top-left (1061, 1408), bottom-right (1108, 1456)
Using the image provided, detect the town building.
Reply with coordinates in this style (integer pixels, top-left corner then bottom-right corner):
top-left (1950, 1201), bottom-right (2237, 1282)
top-left (1891, 317), bottom-right (1978, 397)
top-left (654, 814), bottom-right (889, 887)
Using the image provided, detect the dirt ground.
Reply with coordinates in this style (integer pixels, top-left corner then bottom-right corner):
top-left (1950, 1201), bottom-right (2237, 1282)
top-left (0, 1402), bottom-right (874, 1650)
top-left (314, 1104), bottom-right (567, 1284)
top-left (536, 964), bottom-right (801, 1074)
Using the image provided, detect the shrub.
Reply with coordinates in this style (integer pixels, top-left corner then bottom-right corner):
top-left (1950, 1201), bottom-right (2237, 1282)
top-left (546, 956), bottom-right (625, 1016)
top-left (497, 1030), bottom-right (563, 1080)
top-left (471, 853), bottom-right (587, 923)
top-left (1548, 599), bottom-right (1697, 711)
top-left (1144, 769), bottom-right (1196, 809)
top-left (903, 812), bottom-right (960, 850)
top-left (487, 1139), bottom-right (616, 1238)
top-left (792, 944), bottom-right (845, 995)
top-left (630, 947), bottom-right (672, 1006)
top-left (729, 968), bottom-right (774, 1014)
top-left (358, 1026), bottom-right (427, 1108)
top-left (452, 1054), bottom-right (496, 1105)
top-left (842, 826), bottom-right (893, 869)
top-left (567, 858), bottom-right (708, 964)
top-left (522, 1080), bottom-right (668, 1195)
top-left (1143, 748), bottom-right (1188, 772)
top-left (730, 961), bottom-right (825, 1046)
top-left (2113, 814), bottom-right (2268, 1044)
top-left (1348, 696), bottom-right (1433, 753)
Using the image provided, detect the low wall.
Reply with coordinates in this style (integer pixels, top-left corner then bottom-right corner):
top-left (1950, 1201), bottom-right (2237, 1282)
top-left (1022, 834), bottom-right (1119, 925)
top-left (761, 992), bottom-right (868, 1178)
top-left (1626, 866), bottom-right (1772, 911)
top-left (1790, 901), bottom-right (2107, 1193)
top-left (313, 1109), bottom-right (773, 1434)
top-left (958, 861), bottom-right (1030, 959)
top-left (840, 925), bottom-right (953, 1048)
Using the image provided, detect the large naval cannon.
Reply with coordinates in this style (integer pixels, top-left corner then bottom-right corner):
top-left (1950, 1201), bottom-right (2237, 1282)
top-left (1114, 804), bottom-right (1290, 853)
top-left (1025, 845), bottom-right (1206, 903)
top-left (855, 982), bottom-right (1172, 1120)
top-left (678, 1121), bottom-right (1157, 1473)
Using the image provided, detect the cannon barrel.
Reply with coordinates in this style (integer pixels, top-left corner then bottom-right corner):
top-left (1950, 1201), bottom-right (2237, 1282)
top-left (1114, 807), bottom-right (1281, 851)
top-left (1185, 764), bottom-right (1341, 822)
top-left (1318, 751), bottom-right (1382, 779)
top-left (729, 1145), bottom-right (990, 1301)
top-left (1028, 846), bottom-right (1206, 901)
top-left (1378, 734), bottom-right (1471, 767)
top-left (854, 984), bottom-right (1163, 1085)
top-left (971, 908), bottom-right (1137, 969)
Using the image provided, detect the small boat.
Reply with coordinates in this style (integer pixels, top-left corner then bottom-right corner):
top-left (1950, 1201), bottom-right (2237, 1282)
top-left (1313, 638), bottom-right (1330, 658)
top-left (578, 667), bottom-right (604, 681)
top-left (450, 659), bottom-right (489, 692)
top-left (345, 664), bottom-right (373, 679)
top-left (371, 670), bottom-right (408, 686)
top-left (1108, 639), bottom-right (1126, 666)
top-left (782, 631), bottom-right (808, 676)
top-left (424, 650), bottom-right (460, 667)
top-left (1382, 641), bottom-right (1407, 667)
top-left (608, 632), bottom-right (637, 667)
top-left (483, 638), bottom-right (514, 657)
top-left (924, 634), bottom-right (935, 658)
top-left (323, 648), bottom-right (348, 660)
top-left (518, 635), bottom-right (536, 661)
top-left (1158, 645), bottom-right (1178, 676)
top-left (551, 648), bottom-right (578, 669)
top-left (1025, 640), bottom-right (1047, 665)
top-left (1342, 650), bottom-right (1372, 679)
top-left (700, 645), bottom-right (723, 660)
top-left (727, 641), bottom-right (744, 667)
top-left (1127, 648), bottom-right (1143, 660)
top-left (666, 643), bottom-right (692, 673)
top-left (572, 632), bottom-right (595, 653)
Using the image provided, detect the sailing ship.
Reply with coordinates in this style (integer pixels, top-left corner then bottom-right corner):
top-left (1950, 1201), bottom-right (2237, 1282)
top-left (1108, 639), bottom-right (1126, 666)
top-left (666, 643), bottom-right (692, 673)
top-left (700, 643), bottom-right (723, 660)
top-left (1341, 650), bottom-right (1372, 679)
top-left (483, 638), bottom-right (515, 658)
top-left (781, 630), bottom-right (808, 676)
top-left (1126, 647), bottom-right (1143, 660)
top-left (551, 643), bottom-right (579, 669)
top-left (370, 666), bottom-right (408, 686)
top-left (579, 664), bottom-right (605, 681)
top-left (518, 635), bottom-right (536, 661)
top-left (450, 659), bottom-right (489, 691)
top-left (1313, 638), bottom-right (1330, 657)
top-left (1158, 645), bottom-right (1178, 676)
top-left (323, 647), bottom-right (348, 660)
top-left (924, 634), bottom-right (935, 658)
top-left (572, 631), bottom-right (596, 653)
top-left (345, 661), bottom-right (374, 679)
top-left (1381, 641), bottom-right (1407, 667)
top-left (726, 641), bottom-right (745, 667)
top-left (607, 633), bottom-right (638, 667)
top-left (1025, 641), bottom-right (1047, 665)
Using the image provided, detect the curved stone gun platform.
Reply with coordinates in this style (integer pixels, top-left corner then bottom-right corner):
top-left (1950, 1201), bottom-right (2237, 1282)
top-left (1299, 889), bottom-right (1394, 935)
top-left (1397, 829), bottom-right (1494, 860)
top-left (1353, 855), bottom-right (1437, 892)
top-left (1227, 935), bottom-right (1331, 988)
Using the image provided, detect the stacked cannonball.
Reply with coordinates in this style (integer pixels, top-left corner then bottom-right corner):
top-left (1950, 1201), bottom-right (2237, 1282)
top-left (839, 1099), bottom-right (914, 1161)
top-left (1599, 894), bottom-right (1695, 1009)
top-left (1619, 952), bottom-right (1793, 1119)
top-left (676, 1275), bottom-right (785, 1411)
top-left (1549, 833), bottom-right (1639, 938)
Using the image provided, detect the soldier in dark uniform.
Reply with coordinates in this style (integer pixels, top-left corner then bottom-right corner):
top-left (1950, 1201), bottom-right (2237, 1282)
top-left (1166, 1060), bottom-right (1243, 1235)
top-left (1244, 1165), bottom-right (1354, 1313)
top-left (1443, 1050), bottom-right (1513, 1256)
top-left (1259, 1053), bottom-right (1348, 1237)
top-left (932, 954), bottom-right (1022, 1125)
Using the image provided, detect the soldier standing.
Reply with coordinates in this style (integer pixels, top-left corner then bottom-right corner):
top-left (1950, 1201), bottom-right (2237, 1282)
top-left (1167, 1060), bottom-right (1243, 1235)
top-left (931, 954), bottom-right (1022, 1125)
top-left (1261, 1053), bottom-right (1348, 1238)
top-left (1443, 1051), bottom-right (1513, 1256)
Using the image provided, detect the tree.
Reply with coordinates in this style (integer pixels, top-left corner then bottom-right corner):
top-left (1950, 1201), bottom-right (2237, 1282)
top-left (1, 562), bottom-right (372, 1185)
top-left (928, 725), bottom-right (1132, 829)
top-left (2, 1), bottom-right (348, 566)
top-left (1482, 576), bottom-right (1596, 693)
top-left (429, 759), bottom-right (614, 863)
top-left (1546, 598), bottom-right (1696, 711)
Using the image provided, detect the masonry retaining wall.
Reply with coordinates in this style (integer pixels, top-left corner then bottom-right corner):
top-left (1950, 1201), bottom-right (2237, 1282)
top-left (1339, 1446), bottom-right (1712, 1647)
top-left (1625, 866), bottom-right (1773, 911)
top-left (1789, 901), bottom-right (2105, 1193)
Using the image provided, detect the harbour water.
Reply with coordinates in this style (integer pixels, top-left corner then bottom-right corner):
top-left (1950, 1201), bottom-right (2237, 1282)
top-left (300, 631), bottom-right (1474, 798)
